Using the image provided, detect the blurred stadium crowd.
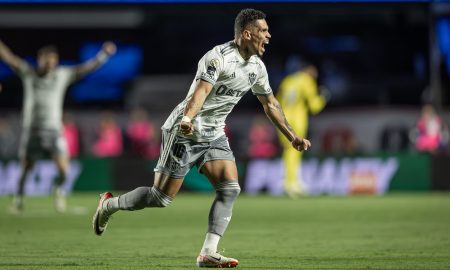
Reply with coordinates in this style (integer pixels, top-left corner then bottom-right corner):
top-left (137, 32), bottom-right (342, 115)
top-left (0, 103), bottom-right (447, 160)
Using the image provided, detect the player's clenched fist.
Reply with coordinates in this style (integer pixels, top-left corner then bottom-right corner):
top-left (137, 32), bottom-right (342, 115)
top-left (102, 41), bottom-right (117, 56)
top-left (180, 116), bottom-right (194, 136)
top-left (291, 136), bottom-right (311, 152)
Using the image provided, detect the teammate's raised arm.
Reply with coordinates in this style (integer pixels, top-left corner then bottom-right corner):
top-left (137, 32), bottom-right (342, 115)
top-left (180, 80), bottom-right (214, 136)
top-left (257, 93), bottom-right (311, 151)
top-left (0, 39), bottom-right (26, 72)
top-left (74, 41), bottom-right (116, 79)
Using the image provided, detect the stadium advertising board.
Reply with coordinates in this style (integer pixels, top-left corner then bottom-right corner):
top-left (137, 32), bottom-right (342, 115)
top-left (0, 153), bottom-right (432, 195)
top-left (245, 158), bottom-right (399, 195)
top-left (0, 160), bottom-right (82, 195)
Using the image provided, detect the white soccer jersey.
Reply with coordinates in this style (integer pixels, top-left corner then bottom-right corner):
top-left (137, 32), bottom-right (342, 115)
top-left (18, 62), bottom-right (76, 131)
top-left (162, 41), bottom-right (272, 142)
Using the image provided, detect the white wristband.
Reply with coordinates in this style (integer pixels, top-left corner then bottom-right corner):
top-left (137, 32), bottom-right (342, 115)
top-left (181, 115), bottom-right (191, 123)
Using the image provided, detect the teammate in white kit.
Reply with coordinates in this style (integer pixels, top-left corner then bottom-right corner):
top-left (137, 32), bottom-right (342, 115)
top-left (0, 39), bottom-right (116, 213)
top-left (93, 9), bottom-right (310, 268)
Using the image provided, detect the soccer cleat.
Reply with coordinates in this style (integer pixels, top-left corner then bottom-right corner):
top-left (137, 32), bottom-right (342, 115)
top-left (92, 192), bottom-right (114, 236)
top-left (54, 187), bottom-right (67, 213)
top-left (284, 183), bottom-right (305, 199)
top-left (9, 196), bottom-right (24, 214)
top-left (196, 252), bottom-right (239, 268)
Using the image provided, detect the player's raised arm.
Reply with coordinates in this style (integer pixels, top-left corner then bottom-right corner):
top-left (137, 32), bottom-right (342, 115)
top-left (74, 41), bottom-right (116, 79)
top-left (257, 93), bottom-right (311, 151)
top-left (180, 79), bottom-right (214, 136)
top-left (303, 66), bottom-right (327, 115)
top-left (0, 39), bottom-right (26, 72)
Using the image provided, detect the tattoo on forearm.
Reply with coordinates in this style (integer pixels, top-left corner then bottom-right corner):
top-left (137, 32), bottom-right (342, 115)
top-left (273, 102), bottom-right (294, 133)
top-left (284, 118), bottom-right (294, 133)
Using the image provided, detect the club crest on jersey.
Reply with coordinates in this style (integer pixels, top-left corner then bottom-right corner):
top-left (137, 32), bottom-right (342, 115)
top-left (248, 72), bottom-right (257, 85)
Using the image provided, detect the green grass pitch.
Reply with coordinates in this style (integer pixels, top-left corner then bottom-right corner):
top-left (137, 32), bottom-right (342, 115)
top-left (0, 193), bottom-right (449, 270)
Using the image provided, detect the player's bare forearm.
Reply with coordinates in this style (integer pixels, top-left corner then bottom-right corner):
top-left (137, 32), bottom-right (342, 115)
top-left (183, 80), bottom-right (213, 118)
top-left (75, 41), bottom-right (116, 79)
top-left (268, 104), bottom-right (297, 141)
top-left (0, 40), bottom-right (24, 70)
top-left (180, 80), bottom-right (213, 135)
top-left (258, 94), bottom-right (311, 151)
top-left (184, 95), bottom-right (205, 119)
top-left (259, 94), bottom-right (295, 141)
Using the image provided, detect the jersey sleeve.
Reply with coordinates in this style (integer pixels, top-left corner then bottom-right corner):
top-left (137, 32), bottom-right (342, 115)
top-left (251, 62), bottom-right (272, 96)
top-left (16, 61), bottom-right (33, 79)
top-left (60, 66), bottom-right (77, 85)
top-left (195, 48), bottom-right (223, 85)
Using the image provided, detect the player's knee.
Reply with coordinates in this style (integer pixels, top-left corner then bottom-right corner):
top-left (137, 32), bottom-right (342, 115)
top-left (223, 187), bottom-right (241, 199)
top-left (216, 181), bottom-right (241, 201)
top-left (150, 186), bottom-right (173, 208)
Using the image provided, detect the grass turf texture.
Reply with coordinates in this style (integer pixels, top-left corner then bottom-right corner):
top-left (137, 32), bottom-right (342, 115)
top-left (0, 193), bottom-right (449, 270)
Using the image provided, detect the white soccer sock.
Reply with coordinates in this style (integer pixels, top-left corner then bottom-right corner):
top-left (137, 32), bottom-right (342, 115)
top-left (200, 232), bottom-right (221, 255)
top-left (55, 187), bottom-right (66, 197)
top-left (103, 197), bottom-right (120, 214)
top-left (13, 195), bottom-right (23, 206)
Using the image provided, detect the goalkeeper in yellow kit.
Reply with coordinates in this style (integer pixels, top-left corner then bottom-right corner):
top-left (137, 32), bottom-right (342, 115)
top-left (277, 63), bottom-right (327, 197)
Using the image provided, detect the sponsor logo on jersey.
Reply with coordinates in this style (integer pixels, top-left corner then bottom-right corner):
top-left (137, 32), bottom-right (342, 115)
top-left (201, 128), bottom-right (216, 137)
top-left (215, 85), bottom-right (246, 97)
top-left (201, 72), bottom-right (214, 81)
top-left (205, 58), bottom-right (220, 78)
top-left (248, 72), bottom-right (257, 85)
top-left (206, 66), bottom-right (216, 77)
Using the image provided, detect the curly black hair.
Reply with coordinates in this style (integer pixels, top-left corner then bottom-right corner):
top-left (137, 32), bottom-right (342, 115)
top-left (234, 9), bottom-right (266, 38)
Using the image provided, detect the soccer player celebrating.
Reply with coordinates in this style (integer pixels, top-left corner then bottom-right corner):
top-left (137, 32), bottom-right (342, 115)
top-left (93, 9), bottom-right (310, 268)
top-left (0, 39), bottom-right (116, 213)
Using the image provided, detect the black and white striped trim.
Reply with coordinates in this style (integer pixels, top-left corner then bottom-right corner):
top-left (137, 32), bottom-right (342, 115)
top-left (159, 131), bottom-right (177, 168)
top-left (151, 186), bottom-right (173, 207)
top-left (215, 181), bottom-right (241, 191)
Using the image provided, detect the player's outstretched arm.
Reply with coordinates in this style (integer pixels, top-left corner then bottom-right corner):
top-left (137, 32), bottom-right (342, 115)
top-left (257, 93), bottom-right (311, 151)
top-left (0, 40), bottom-right (26, 72)
top-left (180, 80), bottom-right (214, 136)
top-left (74, 41), bottom-right (116, 79)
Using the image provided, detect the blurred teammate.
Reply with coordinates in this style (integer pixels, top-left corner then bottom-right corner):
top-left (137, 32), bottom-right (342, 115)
top-left (277, 62), bottom-right (327, 197)
top-left (0, 40), bottom-right (116, 213)
top-left (93, 9), bottom-right (310, 268)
